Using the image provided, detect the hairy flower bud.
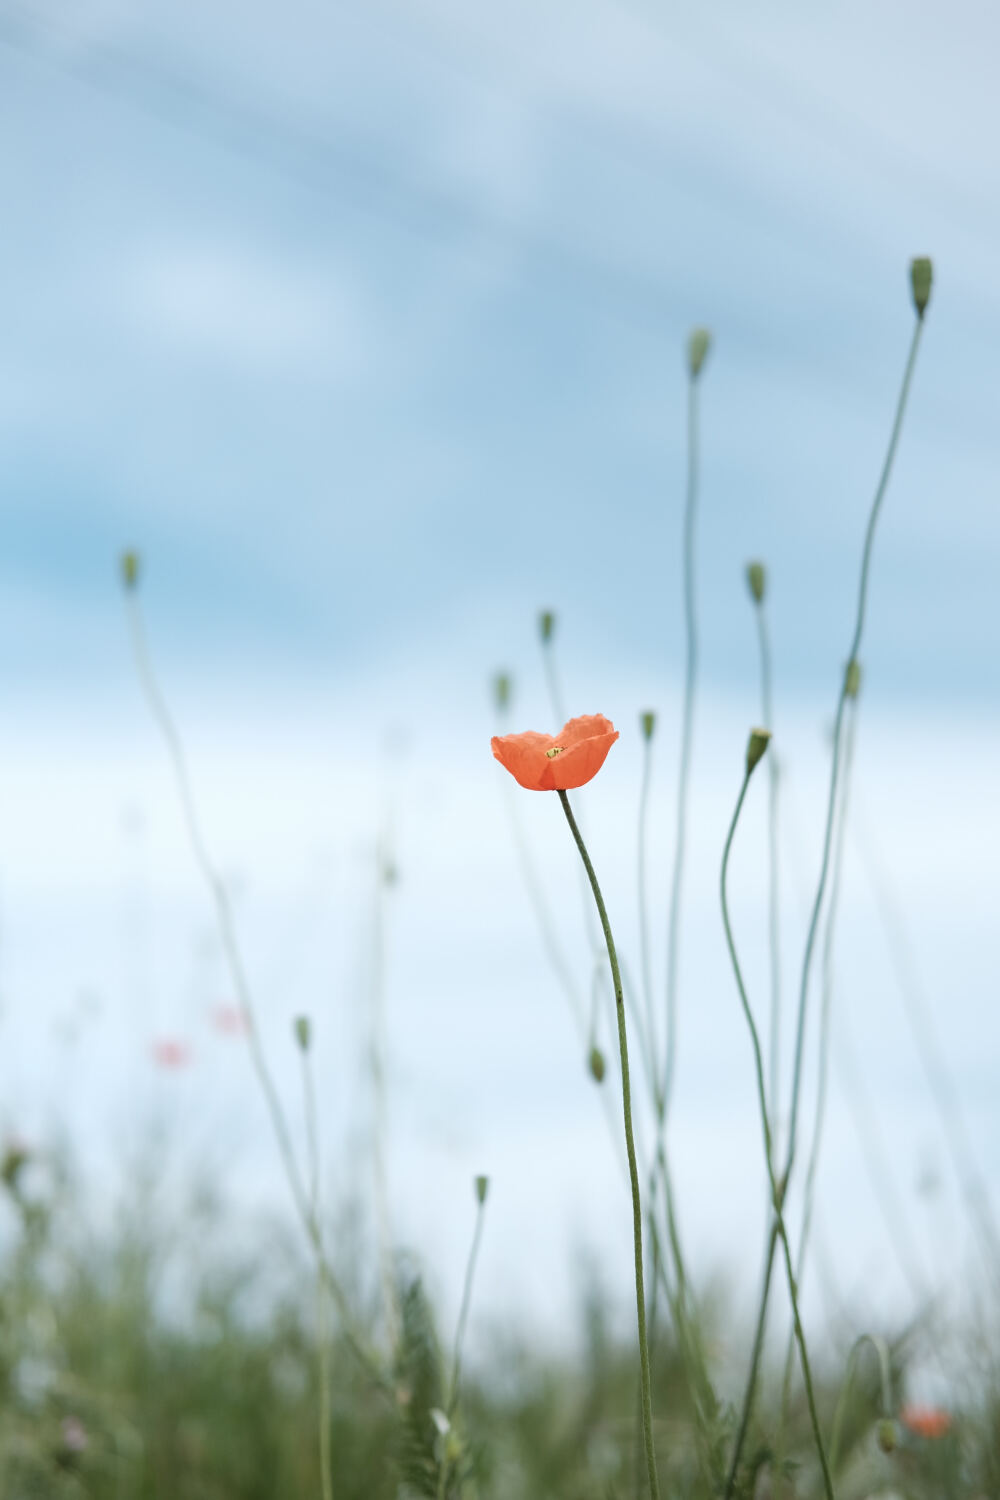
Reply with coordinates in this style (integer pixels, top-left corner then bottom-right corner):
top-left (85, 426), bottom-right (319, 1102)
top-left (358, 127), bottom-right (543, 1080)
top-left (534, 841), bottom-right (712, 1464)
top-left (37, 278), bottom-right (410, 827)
top-left (746, 727), bottom-right (772, 777)
top-left (538, 610), bottom-right (555, 644)
top-left (746, 560), bottom-right (766, 604)
top-left (120, 550), bottom-right (140, 591)
top-left (910, 257), bottom-right (933, 319)
top-left (640, 710), bottom-right (656, 742)
top-left (687, 327), bottom-right (711, 379)
top-left (493, 672), bottom-right (511, 713)
top-left (293, 1015), bottom-right (311, 1052)
top-left (588, 1046), bottom-right (606, 1084)
top-left (877, 1418), bottom-right (897, 1454)
top-left (475, 1174), bottom-right (489, 1205)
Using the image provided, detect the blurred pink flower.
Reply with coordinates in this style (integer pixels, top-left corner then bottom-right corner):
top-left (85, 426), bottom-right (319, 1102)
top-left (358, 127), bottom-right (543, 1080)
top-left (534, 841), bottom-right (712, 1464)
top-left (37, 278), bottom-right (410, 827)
top-left (151, 1039), bottom-right (192, 1070)
top-left (901, 1403), bottom-right (951, 1439)
top-left (212, 1004), bottom-right (248, 1037)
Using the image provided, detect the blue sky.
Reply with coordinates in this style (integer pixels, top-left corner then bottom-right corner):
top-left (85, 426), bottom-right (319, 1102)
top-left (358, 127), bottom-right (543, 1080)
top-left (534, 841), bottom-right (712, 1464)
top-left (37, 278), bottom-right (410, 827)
top-left (2, 0), bottom-right (999, 1366)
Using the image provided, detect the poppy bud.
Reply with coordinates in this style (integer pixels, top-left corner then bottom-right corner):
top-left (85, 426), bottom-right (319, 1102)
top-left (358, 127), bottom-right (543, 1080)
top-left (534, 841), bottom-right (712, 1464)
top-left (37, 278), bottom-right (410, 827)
top-left (746, 560), bottom-right (766, 604)
top-left (294, 1015), bottom-right (311, 1052)
top-left (745, 727), bottom-right (772, 777)
top-left (588, 1046), bottom-right (606, 1083)
top-left (493, 672), bottom-right (512, 713)
top-left (910, 257), bottom-right (933, 319)
top-left (538, 610), bottom-right (555, 644)
top-left (120, 550), bottom-right (140, 591)
top-left (844, 658), bottom-right (862, 699)
top-left (640, 710), bottom-right (656, 742)
top-left (877, 1418), bottom-right (897, 1454)
top-left (687, 327), bottom-right (711, 379)
top-left (475, 1174), bottom-right (489, 1205)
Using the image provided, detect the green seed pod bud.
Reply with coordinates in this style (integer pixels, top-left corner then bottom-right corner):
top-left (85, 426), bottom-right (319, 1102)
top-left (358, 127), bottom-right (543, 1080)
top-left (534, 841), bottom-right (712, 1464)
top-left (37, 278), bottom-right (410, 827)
top-left (687, 327), bottom-right (711, 379)
top-left (588, 1046), bottom-right (606, 1084)
top-left (640, 710), bottom-right (656, 742)
top-left (120, 550), bottom-right (140, 591)
top-left (845, 658), bottom-right (862, 699)
top-left (876, 1418), bottom-right (897, 1454)
top-left (493, 671), bottom-right (511, 713)
top-left (746, 560), bottom-right (766, 604)
top-left (746, 727), bottom-right (772, 777)
top-left (910, 257), bottom-right (933, 319)
top-left (293, 1015), bottom-right (311, 1052)
top-left (475, 1174), bottom-right (489, 1205)
top-left (538, 610), bottom-right (555, 644)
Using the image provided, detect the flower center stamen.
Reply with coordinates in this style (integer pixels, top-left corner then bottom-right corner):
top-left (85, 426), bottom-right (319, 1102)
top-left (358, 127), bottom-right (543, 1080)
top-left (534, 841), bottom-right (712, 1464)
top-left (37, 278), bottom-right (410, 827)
top-left (545, 745), bottom-right (564, 758)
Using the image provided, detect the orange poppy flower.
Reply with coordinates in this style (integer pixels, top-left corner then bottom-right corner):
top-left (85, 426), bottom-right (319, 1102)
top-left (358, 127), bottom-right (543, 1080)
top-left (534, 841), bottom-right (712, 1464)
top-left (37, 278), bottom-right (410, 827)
top-left (491, 714), bottom-right (619, 791)
top-left (901, 1403), bottom-right (951, 1439)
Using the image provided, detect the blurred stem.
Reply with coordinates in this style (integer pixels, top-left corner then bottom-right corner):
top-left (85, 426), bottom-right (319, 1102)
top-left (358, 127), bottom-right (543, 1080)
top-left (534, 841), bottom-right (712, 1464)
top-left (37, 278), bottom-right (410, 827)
top-left (781, 700), bottom-right (859, 1423)
top-left (371, 828), bottom-right (400, 1350)
top-left (724, 1220), bottom-right (779, 1500)
top-left (785, 314), bottom-right (925, 1183)
top-left (852, 793), bottom-right (1000, 1294)
top-left (558, 790), bottom-right (661, 1500)
top-left (748, 312), bottom-right (927, 1431)
top-left (447, 1194), bottom-right (487, 1417)
top-left (124, 590), bottom-right (386, 1393)
top-left (829, 1333), bottom-right (893, 1473)
top-left (637, 729), bottom-right (659, 1082)
top-left (752, 598), bottom-right (782, 1138)
top-left (721, 764), bottom-right (835, 1500)
top-left (301, 1044), bottom-right (334, 1500)
top-left (663, 367), bottom-right (701, 1121)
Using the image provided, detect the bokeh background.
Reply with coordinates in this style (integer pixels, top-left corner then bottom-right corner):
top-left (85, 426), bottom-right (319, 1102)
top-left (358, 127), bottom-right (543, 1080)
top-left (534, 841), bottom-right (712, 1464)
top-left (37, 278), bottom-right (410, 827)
top-left (3, 0), bottom-right (999, 1388)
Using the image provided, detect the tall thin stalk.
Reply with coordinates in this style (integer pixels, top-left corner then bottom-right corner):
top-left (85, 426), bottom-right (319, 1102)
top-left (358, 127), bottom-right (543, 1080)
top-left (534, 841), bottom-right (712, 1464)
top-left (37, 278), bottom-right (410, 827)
top-left (121, 558), bottom-right (385, 1391)
top-left (558, 789), bottom-right (661, 1500)
top-left (720, 732), bottom-right (835, 1500)
top-left (298, 1017), bottom-right (334, 1500)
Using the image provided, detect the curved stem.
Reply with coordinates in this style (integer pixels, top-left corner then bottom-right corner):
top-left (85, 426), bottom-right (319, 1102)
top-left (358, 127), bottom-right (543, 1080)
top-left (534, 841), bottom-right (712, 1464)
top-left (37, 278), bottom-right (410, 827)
top-left (447, 1194), bottom-right (487, 1418)
top-left (721, 765), bottom-right (835, 1500)
top-left (663, 370), bottom-right (700, 1121)
top-left (785, 315), bottom-right (925, 1179)
top-left (829, 1333), bottom-right (893, 1473)
top-left (753, 600), bottom-right (782, 1137)
top-left (558, 790), bottom-right (660, 1500)
top-left (125, 592), bottom-right (386, 1391)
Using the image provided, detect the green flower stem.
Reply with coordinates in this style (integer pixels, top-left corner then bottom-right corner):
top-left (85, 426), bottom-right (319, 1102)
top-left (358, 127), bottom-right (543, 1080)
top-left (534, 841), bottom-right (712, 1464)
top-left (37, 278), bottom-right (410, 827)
top-left (301, 1043), bottom-right (335, 1500)
top-left (752, 597), bottom-right (782, 1135)
top-left (447, 1194), bottom-right (487, 1419)
top-left (828, 1333), bottom-right (893, 1473)
top-left (558, 790), bottom-right (660, 1500)
top-left (785, 313), bottom-right (925, 1180)
top-left (781, 700), bottom-right (858, 1423)
top-left (125, 590), bottom-right (386, 1394)
top-left (637, 730), bottom-right (659, 1079)
top-left (723, 1220), bottom-right (779, 1500)
top-left (663, 366), bottom-right (701, 1121)
top-left (721, 765), bottom-right (835, 1500)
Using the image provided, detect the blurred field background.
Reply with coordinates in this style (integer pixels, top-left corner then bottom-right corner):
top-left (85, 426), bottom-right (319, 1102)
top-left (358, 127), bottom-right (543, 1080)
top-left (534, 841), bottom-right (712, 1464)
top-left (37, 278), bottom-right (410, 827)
top-left (2, 2), bottom-right (1000, 1495)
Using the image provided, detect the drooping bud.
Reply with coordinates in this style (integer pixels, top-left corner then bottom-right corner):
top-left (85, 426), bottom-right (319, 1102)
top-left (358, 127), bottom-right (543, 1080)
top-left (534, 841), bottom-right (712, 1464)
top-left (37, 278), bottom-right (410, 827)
top-left (475, 1174), bottom-right (489, 1205)
top-left (844, 658), bottom-right (862, 699)
top-left (588, 1046), bottom-right (606, 1084)
top-left (745, 727), bottom-right (772, 777)
top-left (493, 671), bottom-right (511, 714)
top-left (120, 550), bottom-right (140, 591)
top-left (640, 710), bottom-right (656, 742)
top-left (746, 560), bottom-right (766, 604)
top-left (687, 327), bottom-right (711, 379)
top-left (293, 1015), bottom-right (311, 1052)
top-left (876, 1418), bottom-right (897, 1454)
top-left (910, 257), bottom-right (933, 319)
top-left (538, 610), bottom-right (555, 644)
